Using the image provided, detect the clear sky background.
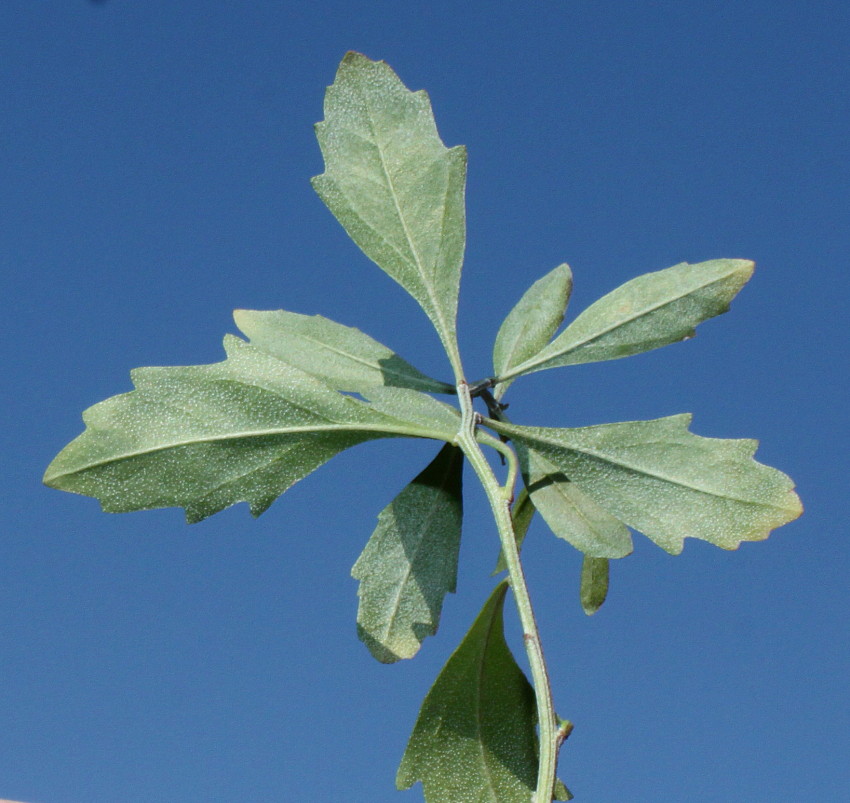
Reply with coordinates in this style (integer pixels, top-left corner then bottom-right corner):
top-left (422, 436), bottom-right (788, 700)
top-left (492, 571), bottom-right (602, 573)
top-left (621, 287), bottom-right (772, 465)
top-left (2, 2), bottom-right (847, 802)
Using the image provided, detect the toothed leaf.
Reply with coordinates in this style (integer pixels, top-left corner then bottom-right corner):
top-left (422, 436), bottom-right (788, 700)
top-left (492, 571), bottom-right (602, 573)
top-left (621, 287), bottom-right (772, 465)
top-left (488, 414), bottom-right (802, 554)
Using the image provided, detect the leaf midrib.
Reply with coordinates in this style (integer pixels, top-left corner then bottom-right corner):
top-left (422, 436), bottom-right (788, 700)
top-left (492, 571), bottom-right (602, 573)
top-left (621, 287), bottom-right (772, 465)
top-left (45, 421), bottom-right (448, 481)
top-left (357, 89), bottom-right (455, 351)
top-left (375, 469), bottom-right (454, 649)
top-left (507, 267), bottom-right (738, 378)
top-left (505, 426), bottom-right (795, 513)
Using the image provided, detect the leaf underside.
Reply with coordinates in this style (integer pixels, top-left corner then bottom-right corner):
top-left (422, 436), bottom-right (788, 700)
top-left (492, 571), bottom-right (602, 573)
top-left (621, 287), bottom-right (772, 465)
top-left (312, 52), bottom-right (467, 358)
top-left (234, 308), bottom-right (453, 394)
top-left (492, 263), bottom-right (573, 399)
top-left (520, 445), bottom-right (633, 559)
top-left (396, 581), bottom-right (541, 802)
top-left (44, 336), bottom-right (458, 523)
top-left (352, 443), bottom-right (464, 663)
top-left (490, 414), bottom-right (802, 554)
top-left (502, 258), bottom-right (755, 381)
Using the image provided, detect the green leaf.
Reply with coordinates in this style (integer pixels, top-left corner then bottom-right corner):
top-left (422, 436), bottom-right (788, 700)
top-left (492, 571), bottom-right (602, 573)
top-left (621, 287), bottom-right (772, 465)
top-left (487, 414), bottom-right (803, 555)
top-left (312, 52), bottom-right (467, 365)
top-left (498, 259), bottom-right (755, 381)
top-left (360, 386), bottom-right (460, 436)
top-left (520, 446), bottom-right (633, 558)
top-left (396, 581), bottom-right (540, 802)
top-left (492, 263), bottom-right (573, 399)
top-left (44, 336), bottom-right (458, 523)
top-left (233, 308), bottom-right (454, 394)
top-left (580, 556), bottom-right (609, 616)
top-left (352, 444), bottom-right (463, 663)
top-left (493, 486), bottom-right (536, 575)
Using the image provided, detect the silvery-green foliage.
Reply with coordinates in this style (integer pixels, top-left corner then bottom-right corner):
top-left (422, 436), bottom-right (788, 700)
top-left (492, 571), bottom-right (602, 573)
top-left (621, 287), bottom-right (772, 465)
top-left (45, 52), bottom-right (802, 802)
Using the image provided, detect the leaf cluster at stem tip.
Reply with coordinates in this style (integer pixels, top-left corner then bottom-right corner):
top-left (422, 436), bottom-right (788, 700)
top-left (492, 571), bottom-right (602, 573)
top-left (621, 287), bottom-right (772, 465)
top-left (44, 51), bottom-right (802, 803)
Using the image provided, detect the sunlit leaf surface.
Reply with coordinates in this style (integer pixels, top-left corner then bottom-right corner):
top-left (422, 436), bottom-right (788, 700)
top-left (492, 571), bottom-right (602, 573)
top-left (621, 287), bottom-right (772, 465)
top-left (501, 259), bottom-right (754, 380)
top-left (44, 336), bottom-right (457, 523)
top-left (490, 414), bottom-right (802, 554)
top-left (312, 52), bottom-right (467, 361)
top-left (492, 263), bottom-right (573, 399)
top-left (234, 308), bottom-right (453, 394)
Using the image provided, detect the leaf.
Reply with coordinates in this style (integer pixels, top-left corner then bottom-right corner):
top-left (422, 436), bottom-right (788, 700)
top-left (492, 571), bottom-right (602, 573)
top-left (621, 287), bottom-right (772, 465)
top-left (493, 486), bottom-right (536, 575)
top-left (360, 386), bottom-right (461, 436)
top-left (488, 414), bottom-right (803, 555)
top-left (396, 581), bottom-right (540, 802)
top-left (44, 336), bottom-right (459, 523)
top-left (520, 446), bottom-right (633, 558)
top-left (233, 308), bottom-right (454, 394)
top-left (580, 556), bottom-right (609, 616)
top-left (352, 444), bottom-right (464, 663)
top-left (497, 259), bottom-right (754, 381)
top-left (312, 52), bottom-right (467, 363)
top-left (492, 263), bottom-right (573, 399)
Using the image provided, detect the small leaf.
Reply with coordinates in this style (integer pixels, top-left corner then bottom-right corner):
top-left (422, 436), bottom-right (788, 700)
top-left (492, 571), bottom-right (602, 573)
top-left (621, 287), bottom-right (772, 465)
top-left (493, 486), bottom-right (536, 575)
top-left (233, 309), bottom-right (453, 394)
top-left (44, 336), bottom-right (458, 523)
top-left (488, 414), bottom-right (803, 554)
top-left (580, 556), bottom-right (609, 616)
top-left (499, 259), bottom-right (754, 381)
top-left (312, 52), bottom-right (467, 364)
top-left (520, 446), bottom-right (633, 558)
top-left (396, 581), bottom-right (541, 802)
top-left (352, 444), bottom-right (464, 663)
top-left (492, 263), bottom-right (573, 399)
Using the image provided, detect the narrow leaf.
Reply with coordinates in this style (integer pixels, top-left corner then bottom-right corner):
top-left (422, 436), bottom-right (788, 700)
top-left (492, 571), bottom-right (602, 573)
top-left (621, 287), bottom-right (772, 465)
top-left (233, 309), bottom-right (453, 394)
top-left (500, 259), bottom-right (754, 381)
top-left (44, 336), bottom-right (458, 523)
top-left (396, 581), bottom-right (540, 802)
top-left (312, 52), bottom-right (467, 362)
top-left (492, 263), bottom-right (573, 399)
top-left (352, 444), bottom-right (463, 663)
top-left (520, 445), bottom-right (633, 558)
top-left (580, 556), bottom-right (609, 616)
top-left (488, 414), bottom-right (803, 555)
top-left (493, 486), bottom-right (536, 575)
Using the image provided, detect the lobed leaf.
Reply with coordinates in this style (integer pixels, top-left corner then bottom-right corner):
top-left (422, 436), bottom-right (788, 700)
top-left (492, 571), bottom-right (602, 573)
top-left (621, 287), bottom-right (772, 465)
top-left (580, 556), bottom-right (610, 616)
top-left (44, 336), bottom-right (459, 523)
top-left (492, 263), bottom-right (573, 399)
top-left (233, 308), bottom-right (453, 394)
top-left (352, 444), bottom-right (464, 663)
top-left (488, 414), bottom-right (802, 554)
top-left (519, 446), bottom-right (633, 558)
top-left (312, 52), bottom-right (467, 364)
top-left (396, 581), bottom-right (541, 802)
top-left (498, 259), bottom-right (754, 381)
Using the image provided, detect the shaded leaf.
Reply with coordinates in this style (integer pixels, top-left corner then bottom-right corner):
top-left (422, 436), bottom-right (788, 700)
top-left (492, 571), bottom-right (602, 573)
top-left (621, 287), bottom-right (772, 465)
top-left (312, 52), bottom-right (466, 362)
top-left (499, 259), bottom-right (754, 381)
top-left (233, 308), bottom-right (453, 394)
top-left (488, 414), bottom-right (802, 554)
top-left (352, 444), bottom-right (463, 663)
top-left (492, 263), bottom-right (573, 399)
top-left (44, 336), bottom-right (458, 523)
top-left (580, 556), bottom-right (609, 616)
top-left (396, 581), bottom-right (540, 802)
top-left (493, 486), bottom-right (536, 575)
top-left (519, 446), bottom-right (633, 559)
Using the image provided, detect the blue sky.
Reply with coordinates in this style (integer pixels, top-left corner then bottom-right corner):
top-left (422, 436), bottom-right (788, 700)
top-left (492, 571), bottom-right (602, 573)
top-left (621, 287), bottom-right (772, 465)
top-left (2, 2), bottom-right (847, 801)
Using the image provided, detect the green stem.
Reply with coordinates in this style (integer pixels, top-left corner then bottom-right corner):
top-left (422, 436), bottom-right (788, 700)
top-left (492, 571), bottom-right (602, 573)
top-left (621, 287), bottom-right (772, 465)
top-left (455, 380), bottom-right (560, 802)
